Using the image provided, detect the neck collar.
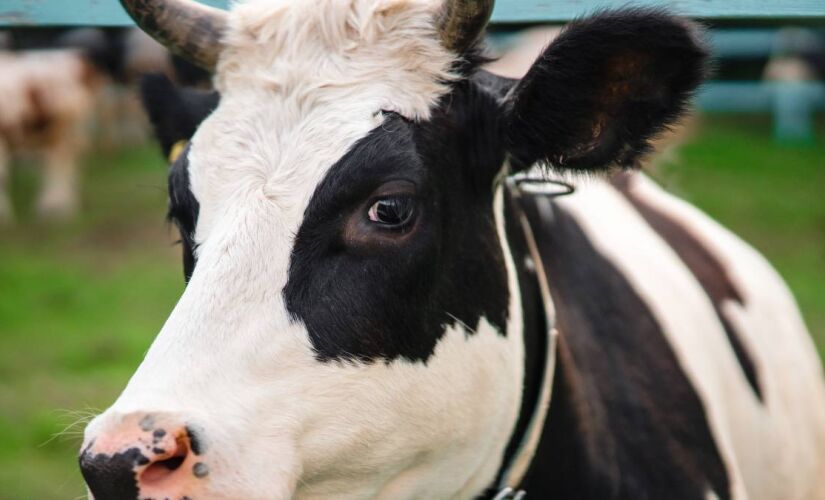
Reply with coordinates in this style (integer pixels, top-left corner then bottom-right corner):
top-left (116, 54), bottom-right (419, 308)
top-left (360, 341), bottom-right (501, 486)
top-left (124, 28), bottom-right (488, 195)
top-left (488, 174), bottom-right (572, 499)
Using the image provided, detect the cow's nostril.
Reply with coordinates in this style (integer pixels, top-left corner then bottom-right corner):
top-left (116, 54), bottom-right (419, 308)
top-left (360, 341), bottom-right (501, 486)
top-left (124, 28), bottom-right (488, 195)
top-left (158, 455), bottom-right (186, 471)
top-left (140, 434), bottom-right (190, 484)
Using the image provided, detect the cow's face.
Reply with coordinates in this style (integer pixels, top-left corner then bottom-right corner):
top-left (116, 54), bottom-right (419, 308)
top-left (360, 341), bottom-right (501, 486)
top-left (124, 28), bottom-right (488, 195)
top-left (81, 1), bottom-right (706, 499)
top-left (83, 3), bottom-right (523, 498)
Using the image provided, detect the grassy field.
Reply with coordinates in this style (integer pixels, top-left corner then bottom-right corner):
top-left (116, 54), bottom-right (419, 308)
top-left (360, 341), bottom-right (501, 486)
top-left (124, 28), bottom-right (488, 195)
top-left (0, 145), bottom-right (182, 499)
top-left (0, 115), bottom-right (823, 499)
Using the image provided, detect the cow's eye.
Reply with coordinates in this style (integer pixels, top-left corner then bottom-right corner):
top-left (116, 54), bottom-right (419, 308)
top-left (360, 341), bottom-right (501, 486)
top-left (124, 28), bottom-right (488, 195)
top-left (368, 195), bottom-right (416, 229)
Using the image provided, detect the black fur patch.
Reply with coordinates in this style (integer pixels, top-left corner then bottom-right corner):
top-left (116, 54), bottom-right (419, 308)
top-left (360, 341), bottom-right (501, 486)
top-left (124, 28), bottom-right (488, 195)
top-left (516, 198), bottom-right (730, 499)
top-left (78, 447), bottom-right (148, 500)
top-left (504, 9), bottom-right (709, 171)
top-left (186, 424), bottom-right (207, 456)
top-left (139, 74), bottom-right (215, 282)
top-left (283, 83), bottom-right (509, 363)
top-left (611, 173), bottom-right (762, 401)
top-left (171, 54), bottom-right (213, 87)
top-left (167, 144), bottom-right (199, 282)
top-left (140, 73), bottom-right (219, 157)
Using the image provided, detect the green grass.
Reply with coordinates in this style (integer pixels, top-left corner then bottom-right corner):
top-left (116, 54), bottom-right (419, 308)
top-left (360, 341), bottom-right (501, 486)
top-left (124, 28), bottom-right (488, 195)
top-left (0, 115), bottom-right (823, 499)
top-left (0, 146), bottom-right (182, 500)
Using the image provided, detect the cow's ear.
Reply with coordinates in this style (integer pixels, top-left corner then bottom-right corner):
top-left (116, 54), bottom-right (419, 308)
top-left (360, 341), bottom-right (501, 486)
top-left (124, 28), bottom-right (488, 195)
top-left (139, 73), bottom-right (220, 158)
top-left (503, 9), bottom-right (708, 172)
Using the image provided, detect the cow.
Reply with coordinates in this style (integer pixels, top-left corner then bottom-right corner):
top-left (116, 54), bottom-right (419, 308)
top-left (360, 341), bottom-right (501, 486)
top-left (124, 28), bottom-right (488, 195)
top-left (0, 48), bottom-right (102, 222)
top-left (78, 1), bottom-right (825, 499)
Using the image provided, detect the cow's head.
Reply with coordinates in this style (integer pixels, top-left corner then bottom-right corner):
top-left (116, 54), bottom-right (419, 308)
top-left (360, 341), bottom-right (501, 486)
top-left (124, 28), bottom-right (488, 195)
top-left (80, 1), bottom-right (706, 498)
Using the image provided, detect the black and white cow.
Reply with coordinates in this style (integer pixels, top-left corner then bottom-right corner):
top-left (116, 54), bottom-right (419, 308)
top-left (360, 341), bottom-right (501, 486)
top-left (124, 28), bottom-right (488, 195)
top-left (79, 0), bottom-right (825, 499)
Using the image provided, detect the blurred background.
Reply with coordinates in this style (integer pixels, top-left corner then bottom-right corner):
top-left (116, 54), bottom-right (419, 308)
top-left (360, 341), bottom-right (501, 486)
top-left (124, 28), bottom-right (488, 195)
top-left (0, 7), bottom-right (824, 500)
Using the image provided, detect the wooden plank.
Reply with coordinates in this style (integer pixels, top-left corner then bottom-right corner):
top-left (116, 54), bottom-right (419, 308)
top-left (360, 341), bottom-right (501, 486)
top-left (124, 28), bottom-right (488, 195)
top-left (1, 0), bottom-right (824, 27)
top-left (698, 82), bottom-right (777, 111)
top-left (697, 82), bottom-right (825, 142)
top-left (698, 82), bottom-right (825, 111)
top-left (491, 0), bottom-right (825, 23)
top-left (489, 29), bottom-right (792, 59)
top-left (709, 30), bottom-right (778, 58)
top-left (0, 0), bottom-right (225, 26)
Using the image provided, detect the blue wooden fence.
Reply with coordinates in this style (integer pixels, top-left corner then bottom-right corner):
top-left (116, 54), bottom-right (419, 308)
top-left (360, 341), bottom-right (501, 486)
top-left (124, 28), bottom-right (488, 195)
top-left (2, 0), bottom-right (824, 141)
top-left (702, 29), bottom-right (825, 141)
top-left (1, 0), bottom-right (824, 26)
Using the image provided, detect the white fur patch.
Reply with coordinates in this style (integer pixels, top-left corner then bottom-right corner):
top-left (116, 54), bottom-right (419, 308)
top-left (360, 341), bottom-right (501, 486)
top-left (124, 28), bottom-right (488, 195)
top-left (218, 0), bottom-right (455, 120)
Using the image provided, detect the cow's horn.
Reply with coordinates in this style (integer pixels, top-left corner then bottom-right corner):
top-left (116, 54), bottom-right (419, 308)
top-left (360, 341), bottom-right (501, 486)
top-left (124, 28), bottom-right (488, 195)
top-left (436, 0), bottom-right (495, 53)
top-left (120, 0), bottom-right (227, 70)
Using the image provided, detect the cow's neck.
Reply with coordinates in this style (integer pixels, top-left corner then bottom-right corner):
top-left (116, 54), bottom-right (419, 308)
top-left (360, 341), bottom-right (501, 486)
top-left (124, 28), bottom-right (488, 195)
top-left (494, 184), bottom-right (601, 499)
top-left (505, 188), bottom-right (733, 500)
top-left (493, 178), bottom-right (617, 499)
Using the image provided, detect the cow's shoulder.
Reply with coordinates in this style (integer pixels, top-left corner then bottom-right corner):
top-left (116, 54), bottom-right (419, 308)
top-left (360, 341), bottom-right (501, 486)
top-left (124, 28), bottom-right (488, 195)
top-left (511, 183), bottom-right (731, 499)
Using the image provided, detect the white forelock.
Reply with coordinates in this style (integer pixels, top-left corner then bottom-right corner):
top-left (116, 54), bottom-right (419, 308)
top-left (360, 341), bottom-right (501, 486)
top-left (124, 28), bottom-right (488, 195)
top-left (218, 0), bottom-right (455, 120)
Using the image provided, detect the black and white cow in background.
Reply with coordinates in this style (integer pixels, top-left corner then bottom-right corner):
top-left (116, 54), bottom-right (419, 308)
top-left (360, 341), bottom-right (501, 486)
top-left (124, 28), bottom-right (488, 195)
top-left (79, 0), bottom-right (825, 498)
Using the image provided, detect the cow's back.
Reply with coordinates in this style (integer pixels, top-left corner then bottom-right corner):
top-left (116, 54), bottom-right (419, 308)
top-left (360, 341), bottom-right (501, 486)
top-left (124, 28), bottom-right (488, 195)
top-left (523, 172), bottom-right (825, 499)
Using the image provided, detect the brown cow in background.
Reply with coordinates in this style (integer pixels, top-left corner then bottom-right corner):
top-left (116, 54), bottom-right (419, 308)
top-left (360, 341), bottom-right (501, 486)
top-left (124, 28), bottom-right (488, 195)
top-left (0, 27), bottom-right (211, 224)
top-left (0, 49), bottom-right (101, 222)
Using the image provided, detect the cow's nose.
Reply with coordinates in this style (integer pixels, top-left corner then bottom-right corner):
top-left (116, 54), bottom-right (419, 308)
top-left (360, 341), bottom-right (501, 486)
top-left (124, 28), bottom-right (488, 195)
top-left (79, 412), bottom-right (208, 500)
